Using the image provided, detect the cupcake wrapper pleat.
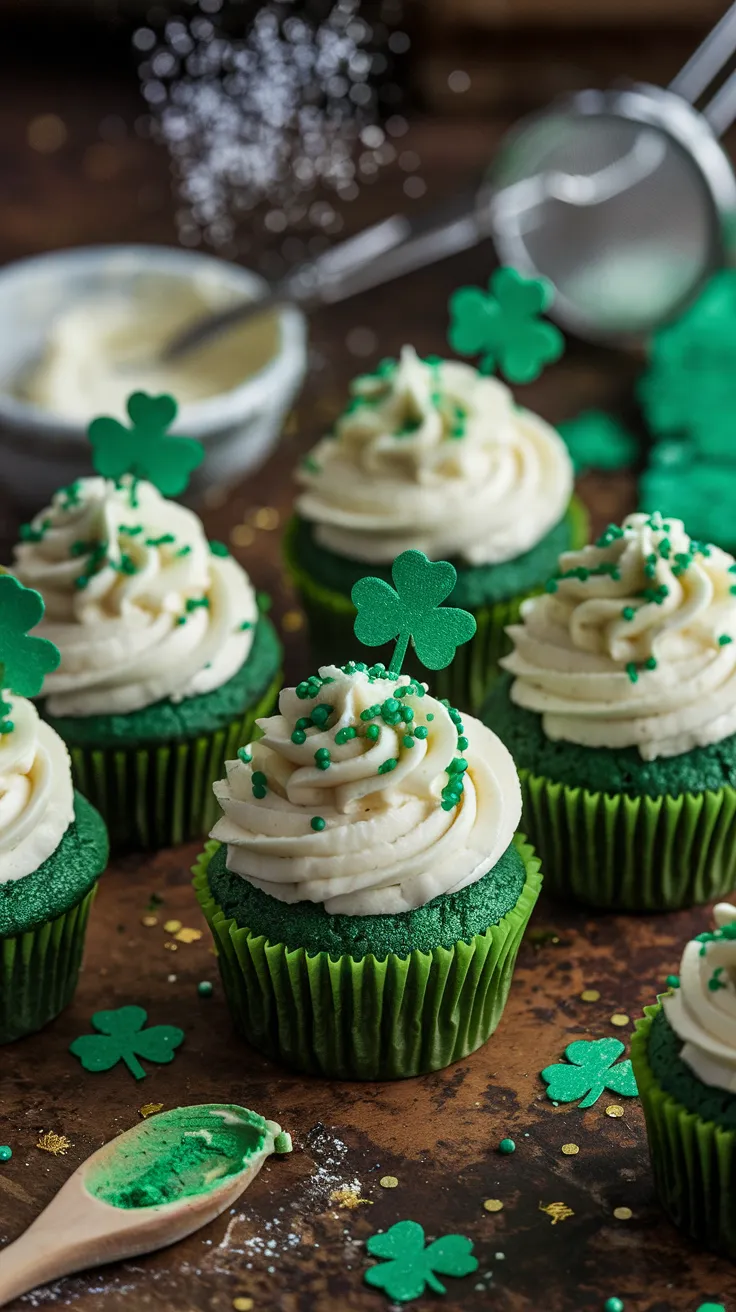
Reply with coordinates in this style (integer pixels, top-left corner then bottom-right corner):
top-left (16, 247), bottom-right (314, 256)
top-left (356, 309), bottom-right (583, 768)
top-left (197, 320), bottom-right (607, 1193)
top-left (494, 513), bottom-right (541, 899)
top-left (520, 769), bottom-right (736, 911)
top-left (192, 837), bottom-right (542, 1080)
top-left (0, 886), bottom-right (97, 1044)
top-left (632, 1006), bottom-right (736, 1258)
top-left (68, 674), bottom-right (281, 851)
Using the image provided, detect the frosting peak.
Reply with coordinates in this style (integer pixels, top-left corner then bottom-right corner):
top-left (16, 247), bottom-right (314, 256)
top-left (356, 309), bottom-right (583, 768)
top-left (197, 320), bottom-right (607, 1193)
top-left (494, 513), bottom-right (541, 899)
top-left (297, 346), bottom-right (573, 566)
top-left (12, 476), bottom-right (257, 717)
top-left (503, 512), bottom-right (736, 759)
top-left (211, 661), bottom-right (521, 915)
top-left (664, 903), bottom-right (736, 1092)
top-left (0, 695), bottom-right (74, 883)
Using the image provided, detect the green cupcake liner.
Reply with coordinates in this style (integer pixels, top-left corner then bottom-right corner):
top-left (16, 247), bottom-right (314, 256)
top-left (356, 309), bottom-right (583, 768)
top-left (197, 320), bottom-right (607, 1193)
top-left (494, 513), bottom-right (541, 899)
top-left (192, 834), bottom-right (542, 1080)
top-left (283, 501), bottom-right (589, 714)
top-left (70, 672), bottom-right (281, 851)
top-left (632, 1005), bottom-right (736, 1258)
top-left (519, 768), bottom-right (736, 911)
top-left (0, 884), bottom-right (96, 1044)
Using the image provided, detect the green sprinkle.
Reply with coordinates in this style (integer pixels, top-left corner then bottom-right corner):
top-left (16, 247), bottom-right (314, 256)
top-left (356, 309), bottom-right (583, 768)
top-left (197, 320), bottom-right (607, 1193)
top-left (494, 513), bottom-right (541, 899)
top-left (252, 785), bottom-right (267, 799)
top-left (116, 553), bottom-right (138, 576)
top-left (314, 748), bottom-right (331, 770)
top-left (414, 726), bottom-right (428, 740)
top-left (364, 724), bottom-right (380, 742)
top-left (252, 770), bottom-right (267, 786)
top-left (498, 1138), bottom-right (515, 1155)
top-left (311, 816), bottom-right (326, 831)
top-left (709, 966), bottom-right (727, 992)
top-left (378, 758), bottom-right (397, 774)
top-left (447, 757), bottom-right (468, 774)
top-left (291, 729), bottom-right (307, 745)
top-left (426, 712), bottom-right (434, 721)
top-left (119, 524), bottom-right (143, 536)
top-left (621, 606), bottom-right (635, 621)
top-left (403, 735), bottom-right (415, 748)
top-left (19, 518), bottom-right (50, 543)
top-left (310, 704), bottom-right (333, 727)
top-left (644, 656), bottom-right (657, 670)
top-left (457, 736), bottom-right (469, 750)
top-left (197, 981), bottom-right (213, 998)
top-left (302, 456), bottom-right (321, 474)
top-left (238, 620), bottom-right (252, 631)
top-left (209, 540), bottom-right (229, 556)
top-left (0, 1147), bottom-right (12, 1162)
top-left (545, 579), bottom-right (558, 593)
top-left (666, 974), bottom-right (680, 989)
top-left (719, 634), bottom-right (733, 646)
top-left (626, 663), bottom-right (639, 684)
top-left (0, 720), bottom-right (14, 736)
top-left (176, 544), bottom-right (192, 557)
top-left (74, 576), bottom-right (89, 590)
top-left (237, 747), bottom-right (252, 763)
top-left (335, 726), bottom-right (357, 745)
top-left (185, 597), bottom-right (210, 612)
top-left (146, 533), bottom-right (176, 547)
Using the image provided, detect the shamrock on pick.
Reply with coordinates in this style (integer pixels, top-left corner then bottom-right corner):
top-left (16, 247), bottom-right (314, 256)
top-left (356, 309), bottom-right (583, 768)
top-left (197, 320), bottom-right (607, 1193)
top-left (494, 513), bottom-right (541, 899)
top-left (541, 1038), bottom-right (638, 1109)
top-left (69, 1006), bottom-right (185, 1081)
top-left (351, 550), bottom-right (476, 676)
top-left (364, 1219), bottom-right (478, 1303)
top-left (448, 266), bottom-right (564, 384)
top-left (0, 574), bottom-right (60, 731)
top-left (88, 391), bottom-right (204, 496)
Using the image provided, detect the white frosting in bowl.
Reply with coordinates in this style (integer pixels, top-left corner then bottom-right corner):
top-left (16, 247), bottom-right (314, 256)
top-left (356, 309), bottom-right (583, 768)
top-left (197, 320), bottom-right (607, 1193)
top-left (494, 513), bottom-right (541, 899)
top-left (503, 512), bottom-right (736, 760)
top-left (0, 695), bottom-right (74, 884)
top-left (210, 662), bottom-right (522, 916)
top-left (664, 902), bottom-right (736, 1092)
top-left (13, 476), bottom-right (257, 717)
top-left (296, 346), bottom-right (573, 567)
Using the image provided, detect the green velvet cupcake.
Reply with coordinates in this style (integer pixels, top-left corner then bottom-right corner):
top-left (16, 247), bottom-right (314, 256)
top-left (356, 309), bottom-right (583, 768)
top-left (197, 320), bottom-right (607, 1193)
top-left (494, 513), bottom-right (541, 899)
top-left (287, 346), bottom-right (584, 712)
top-left (631, 903), bottom-right (736, 1257)
top-left (483, 511), bottom-right (736, 911)
top-left (193, 657), bottom-right (542, 1079)
top-left (12, 400), bottom-right (282, 850)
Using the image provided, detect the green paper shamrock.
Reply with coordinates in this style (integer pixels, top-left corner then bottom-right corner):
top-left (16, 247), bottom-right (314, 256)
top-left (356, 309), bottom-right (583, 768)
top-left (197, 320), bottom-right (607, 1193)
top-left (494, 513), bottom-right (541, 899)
top-left (541, 1038), bottom-right (638, 1109)
top-left (448, 266), bottom-right (564, 384)
top-left (88, 392), bottom-right (204, 495)
top-left (364, 1220), bottom-right (478, 1303)
top-left (351, 550), bottom-right (476, 676)
top-left (0, 574), bottom-right (60, 699)
top-left (557, 411), bottom-right (638, 475)
top-left (69, 1006), bottom-right (185, 1081)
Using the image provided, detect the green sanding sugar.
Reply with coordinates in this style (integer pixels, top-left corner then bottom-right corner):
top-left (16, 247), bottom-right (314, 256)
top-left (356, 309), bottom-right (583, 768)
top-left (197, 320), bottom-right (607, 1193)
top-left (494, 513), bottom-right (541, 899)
top-left (42, 618), bottom-right (281, 749)
top-left (0, 794), bottom-right (109, 937)
top-left (647, 1006), bottom-right (736, 1131)
top-left (289, 501), bottom-right (584, 609)
top-left (205, 837), bottom-right (528, 961)
top-left (484, 674), bottom-right (736, 800)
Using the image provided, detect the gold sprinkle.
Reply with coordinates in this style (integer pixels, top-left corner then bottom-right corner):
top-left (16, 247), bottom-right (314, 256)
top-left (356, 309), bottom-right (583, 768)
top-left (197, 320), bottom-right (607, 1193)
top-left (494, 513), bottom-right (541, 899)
top-left (580, 989), bottom-right (600, 1002)
top-left (140, 915), bottom-right (158, 928)
top-left (610, 1013), bottom-right (630, 1027)
top-left (36, 1131), bottom-right (71, 1156)
top-left (164, 941), bottom-right (178, 952)
top-left (329, 1186), bottom-right (372, 1210)
top-left (163, 919), bottom-right (182, 934)
top-left (230, 524), bottom-right (256, 548)
top-left (28, 114), bottom-right (68, 153)
top-left (281, 609), bottom-right (305, 633)
top-left (379, 1175), bottom-right (398, 1189)
top-left (174, 927), bottom-right (202, 944)
top-left (233, 1300), bottom-right (254, 1312)
top-left (139, 1103), bottom-right (164, 1119)
top-left (539, 1201), bottom-right (574, 1225)
top-left (561, 1143), bottom-right (579, 1156)
top-left (252, 506), bottom-right (280, 531)
top-left (613, 1206), bottom-right (633, 1221)
top-left (606, 1104), bottom-right (625, 1118)
top-left (483, 1199), bottom-right (503, 1213)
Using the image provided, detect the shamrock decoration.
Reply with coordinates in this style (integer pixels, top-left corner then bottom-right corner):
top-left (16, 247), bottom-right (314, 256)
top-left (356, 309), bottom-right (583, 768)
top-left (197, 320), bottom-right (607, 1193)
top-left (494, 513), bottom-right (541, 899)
top-left (557, 411), bottom-right (638, 475)
top-left (364, 1220), bottom-right (478, 1303)
top-left (69, 1006), bottom-right (185, 1081)
top-left (541, 1038), bottom-right (638, 1109)
top-left (0, 574), bottom-right (60, 701)
top-left (88, 391), bottom-right (204, 496)
top-left (448, 266), bottom-right (564, 384)
top-left (351, 550), bottom-right (476, 676)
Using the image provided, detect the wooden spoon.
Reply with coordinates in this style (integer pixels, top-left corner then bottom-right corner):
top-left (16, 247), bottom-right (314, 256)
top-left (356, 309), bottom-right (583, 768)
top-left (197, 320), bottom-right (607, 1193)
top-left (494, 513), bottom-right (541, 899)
top-left (0, 1103), bottom-right (290, 1307)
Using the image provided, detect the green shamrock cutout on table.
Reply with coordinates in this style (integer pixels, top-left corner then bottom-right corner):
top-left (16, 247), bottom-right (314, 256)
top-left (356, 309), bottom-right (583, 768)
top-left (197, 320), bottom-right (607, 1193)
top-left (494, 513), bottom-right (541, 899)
top-left (448, 266), bottom-right (564, 384)
top-left (541, 1038), bottom-right (638, 1109)
top-left (69, 1006), bottom-right (185, 1081)
top-left (557, 411), bottom-right (638, 475)
top-left (88, 392), bottom-right (204, 496)
top-left (351, 550), bottom-right (476, 676)
top-left (0, 575), bottom-right (60, 730)
top-left (364, 1220), bottom-right (478, 1303)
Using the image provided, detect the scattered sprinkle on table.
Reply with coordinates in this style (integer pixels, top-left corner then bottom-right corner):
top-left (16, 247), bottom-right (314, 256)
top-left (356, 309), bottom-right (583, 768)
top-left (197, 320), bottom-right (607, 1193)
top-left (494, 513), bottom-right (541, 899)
top-left (379, 1175), bottom-right (398, 1189)
top-left (604, 1300), bottom-right (624, 1312)
top-left (498, 1138), bottom-right (515, 1154)
top-left (197, 981), bottom-right (213, 997)
top-left (163, 919), bottom-right (182, 934)
top-left (175, 927), bottom-right (202, 944)
top-left (36, 1132), bottom-right (71, 1156)
top-left (610, 1013), bottom-right (630, 1027)
top-left (282, 609), bottom-right (305, 633)
top-left (696, 1305), bottom-right (726, 1312)
top-left (164, 941), bottom-right (178, 952)
top-left (561, 1143), bottom-right (579, 1156)
top-left (580, 989), bottom-right (600, 1002)
top-left (539, 1202), bottom-right (574, 1224)
top-left (483, 1199), bottom-right (503, 1213)
top-left (329, 1186), bottom-right (372, 1209)
top-left (0, 1147), bottom-right (11, 1162)
top-left (233, 1299), bottom-right (254, 1312)
top-left (140, 915), bottom-right (158, 928)
top-left (139, 1103), bottom-right (164, 1118)
top-left (606, 1104), bottom-right (625, 1118)
top-left (613, 1207), bottom-right (632, 1221)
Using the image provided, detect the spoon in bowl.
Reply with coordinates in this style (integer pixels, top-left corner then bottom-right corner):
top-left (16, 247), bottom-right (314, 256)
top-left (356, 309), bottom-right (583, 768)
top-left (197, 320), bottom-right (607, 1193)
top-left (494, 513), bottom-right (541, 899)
top-left (0, 1103), bottom-right (291, 1307)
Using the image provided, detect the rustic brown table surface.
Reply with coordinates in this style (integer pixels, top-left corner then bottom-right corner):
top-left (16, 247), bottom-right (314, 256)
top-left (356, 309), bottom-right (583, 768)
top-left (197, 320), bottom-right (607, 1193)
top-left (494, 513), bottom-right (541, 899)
top-left (0, 32), bottom-right (734, 1312)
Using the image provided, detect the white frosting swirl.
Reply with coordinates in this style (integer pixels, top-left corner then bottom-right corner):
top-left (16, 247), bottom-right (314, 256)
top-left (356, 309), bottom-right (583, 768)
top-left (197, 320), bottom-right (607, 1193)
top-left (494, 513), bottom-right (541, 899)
top-left (0, 695), bottom-right (74, 884)
top-left (296, 345), bottom-right (573, 566)
top-left (210, 663), bottom-right (521, 915)
top-left (503, 512), bottom-right (736, 759)
top-left (13, 476), bottom-right (257, 717)
top-left (663, 902), bottom-right (736, 1092)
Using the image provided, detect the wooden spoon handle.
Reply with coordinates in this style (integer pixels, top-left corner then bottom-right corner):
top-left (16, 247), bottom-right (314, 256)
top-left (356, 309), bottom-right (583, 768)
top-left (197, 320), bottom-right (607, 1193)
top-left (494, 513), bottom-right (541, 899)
top-left (0, 1224), bottom-right (74, 1307)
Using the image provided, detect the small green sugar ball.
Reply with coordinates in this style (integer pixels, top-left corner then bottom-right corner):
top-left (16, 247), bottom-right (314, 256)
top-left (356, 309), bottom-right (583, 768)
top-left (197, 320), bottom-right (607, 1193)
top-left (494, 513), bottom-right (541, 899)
top-left (197, 981), bottom-right (213, 998)
top-left (311, 816), bottom-right (326, 831)
top-left (498, 1138), bottom-right (515, 1155)
top-left (604, 1300), bottom-right (624, 1312)
top-left (0, 1146), bottom-right (11, 1162)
